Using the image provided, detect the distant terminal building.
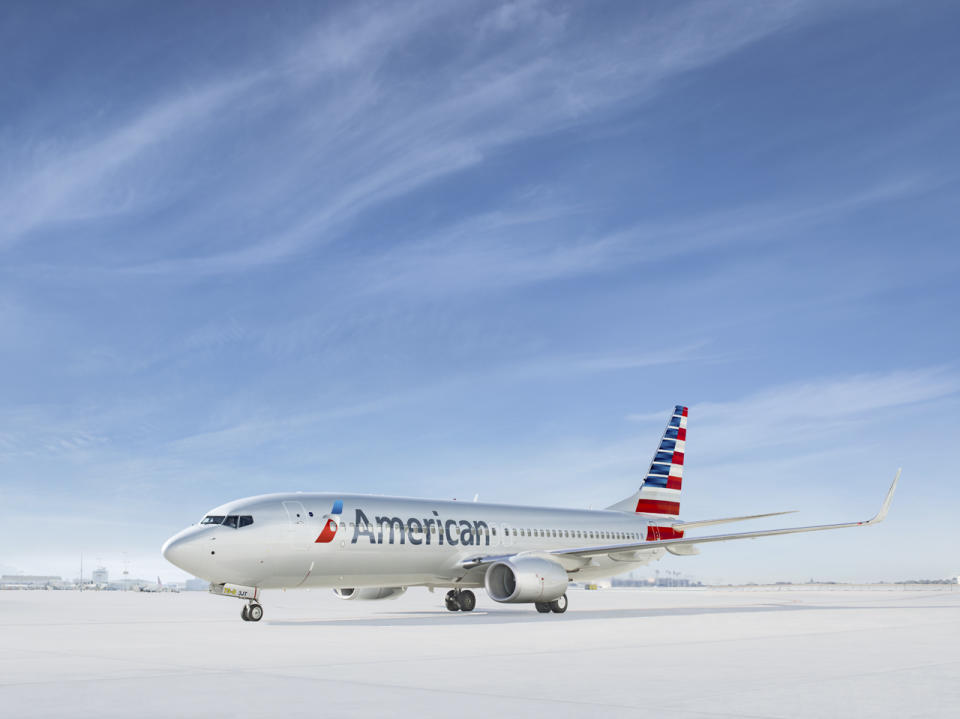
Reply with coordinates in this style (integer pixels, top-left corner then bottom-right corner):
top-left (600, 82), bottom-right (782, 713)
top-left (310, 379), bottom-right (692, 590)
top-left (92, 567), bottom-right (108, 585)
top-left (1, 575), bottom-right (63, 589)
top-left (184, 578), bottom-right (210, 591)
top-left (612, 577), bottom-right (700, 588)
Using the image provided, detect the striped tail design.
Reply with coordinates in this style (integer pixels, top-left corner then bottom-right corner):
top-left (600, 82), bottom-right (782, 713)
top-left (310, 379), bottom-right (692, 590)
top-left (636, 405), bottom-right (687, 515)
top-left (607, 405), bottom-right (687, 516)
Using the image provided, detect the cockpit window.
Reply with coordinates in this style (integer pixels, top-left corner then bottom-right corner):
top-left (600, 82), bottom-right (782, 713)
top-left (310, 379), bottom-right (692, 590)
top-left (201, 514), bottom-right (252, 528)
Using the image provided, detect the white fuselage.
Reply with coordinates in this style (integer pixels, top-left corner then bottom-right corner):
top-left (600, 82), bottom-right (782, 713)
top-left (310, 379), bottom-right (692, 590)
top-left (162, 493), bottom-right (665, 589)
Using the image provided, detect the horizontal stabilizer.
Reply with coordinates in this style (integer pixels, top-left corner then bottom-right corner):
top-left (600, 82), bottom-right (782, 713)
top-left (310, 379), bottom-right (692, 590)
top-left (671, 510), bottom-right (797, 532)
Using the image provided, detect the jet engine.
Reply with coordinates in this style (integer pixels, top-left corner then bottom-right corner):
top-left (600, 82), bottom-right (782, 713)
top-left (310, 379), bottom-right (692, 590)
top-left (333, 587), bottom-right (407, 600)
top-left (484, 556), bottom-right (568, 603)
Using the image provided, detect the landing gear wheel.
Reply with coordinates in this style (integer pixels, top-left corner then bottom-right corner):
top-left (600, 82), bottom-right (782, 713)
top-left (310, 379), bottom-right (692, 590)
top-left (445, 590), bottom-right (461, 612)
top-left (458, 590), bottom-right (476, 612)
top-left (247, 603), bottom-right (263, 622)
top-left (240, 605), bottom-right (250, 621)
top-left (534, 602), bottom-right (551, 613)
top-left (549, 594), bottom-right (568, 614)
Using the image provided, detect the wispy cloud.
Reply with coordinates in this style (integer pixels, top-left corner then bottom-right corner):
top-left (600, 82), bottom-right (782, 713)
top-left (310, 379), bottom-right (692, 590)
top-left (433, 366), bottom-right (960, 506)
top-left (691, 367), bottom-right (960, 457)
top-left (0, 78), bottom-right (256, 247)
top-left (353, 174), bottom-right (936, 298)
top-left (92, 0), bottom-right (820, 277)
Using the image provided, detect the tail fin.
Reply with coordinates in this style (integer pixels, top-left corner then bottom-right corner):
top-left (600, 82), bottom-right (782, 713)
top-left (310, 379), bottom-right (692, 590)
top-left (607, 405), bottom-right (687, 516)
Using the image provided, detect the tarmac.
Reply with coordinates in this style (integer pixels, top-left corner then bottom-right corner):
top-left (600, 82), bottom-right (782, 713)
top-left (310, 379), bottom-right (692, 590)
top-left (1, 585), bottom-right (957, 718)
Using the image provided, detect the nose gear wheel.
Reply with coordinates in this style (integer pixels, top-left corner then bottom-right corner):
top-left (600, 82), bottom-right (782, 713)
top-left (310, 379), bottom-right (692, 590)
top-left (241, 602), bottom-right (263, 622)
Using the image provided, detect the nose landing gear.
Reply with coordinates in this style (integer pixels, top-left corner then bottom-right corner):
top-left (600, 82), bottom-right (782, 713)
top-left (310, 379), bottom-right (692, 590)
top-left (444, 589), bottom-right (476, 612)
top-left (241, 602), bottom-right (263, 622)
top-left (210, 583), bottom-right (262, 622)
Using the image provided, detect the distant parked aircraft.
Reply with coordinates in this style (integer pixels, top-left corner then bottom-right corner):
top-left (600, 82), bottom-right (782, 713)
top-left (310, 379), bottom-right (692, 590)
top-left (162, 406), bottom-right (899, 622)
top-left (138, 576), bottom-right (176, 593)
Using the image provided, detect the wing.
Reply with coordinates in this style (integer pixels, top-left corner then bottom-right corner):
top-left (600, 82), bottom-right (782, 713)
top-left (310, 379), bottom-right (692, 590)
top-left (461, 470), bottom-right (899, 571)
top-left (554, 469), bottom-right (899, 560)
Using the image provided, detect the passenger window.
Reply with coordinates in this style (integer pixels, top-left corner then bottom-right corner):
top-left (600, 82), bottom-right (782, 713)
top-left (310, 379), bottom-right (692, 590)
top-left (223, 515), bottom-right (238, 529)
top-left (239, 516), bottom-right (254, 528)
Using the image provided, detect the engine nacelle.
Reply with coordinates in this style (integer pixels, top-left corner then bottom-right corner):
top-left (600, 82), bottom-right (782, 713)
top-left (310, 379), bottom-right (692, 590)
top-left (484, 556), bottom-right (568, 603)
top-left (333, 587), bottom-right (406, 601)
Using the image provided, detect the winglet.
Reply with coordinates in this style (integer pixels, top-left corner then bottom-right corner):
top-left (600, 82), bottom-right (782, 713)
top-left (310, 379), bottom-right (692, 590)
top-left (864, 468), bottom-right (900, 525)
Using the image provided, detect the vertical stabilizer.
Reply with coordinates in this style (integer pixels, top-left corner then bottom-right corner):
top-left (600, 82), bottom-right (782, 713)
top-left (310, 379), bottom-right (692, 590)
top-left (607, 405), bottom-right (687, 517)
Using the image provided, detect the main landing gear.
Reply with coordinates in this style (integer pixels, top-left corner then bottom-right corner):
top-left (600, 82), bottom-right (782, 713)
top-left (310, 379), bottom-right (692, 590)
top-left (241, 601), bottom-right (263, 622)
top-left (534, 594), bottom-right (568, 614)
top-left (445, 589), bottom-right (476, 612)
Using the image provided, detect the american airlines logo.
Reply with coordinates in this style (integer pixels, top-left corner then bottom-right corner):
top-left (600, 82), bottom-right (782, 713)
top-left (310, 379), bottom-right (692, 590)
top-left (316, 504), bottom-right (492, 547)
top-left (314, 500), bottom-right (343, 543)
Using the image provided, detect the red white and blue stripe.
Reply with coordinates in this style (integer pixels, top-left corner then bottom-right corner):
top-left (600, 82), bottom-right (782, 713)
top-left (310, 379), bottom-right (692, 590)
top-left (635, 405), bottom-right (687, 517)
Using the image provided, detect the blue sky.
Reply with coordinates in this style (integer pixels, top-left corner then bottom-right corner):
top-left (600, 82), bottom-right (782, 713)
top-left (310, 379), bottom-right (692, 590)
top-left (1, 0), bottom-right (958, 584)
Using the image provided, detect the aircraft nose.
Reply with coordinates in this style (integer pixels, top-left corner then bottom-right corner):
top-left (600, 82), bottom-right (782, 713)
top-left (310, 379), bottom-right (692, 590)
top-left (161, 528), bottom-right (204, 573)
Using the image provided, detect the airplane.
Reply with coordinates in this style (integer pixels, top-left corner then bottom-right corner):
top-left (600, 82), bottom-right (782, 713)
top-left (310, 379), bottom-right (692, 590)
top-left (137, 576), bottom-right (177, 593)
top-left (161, 405), bottom-right (900, 622)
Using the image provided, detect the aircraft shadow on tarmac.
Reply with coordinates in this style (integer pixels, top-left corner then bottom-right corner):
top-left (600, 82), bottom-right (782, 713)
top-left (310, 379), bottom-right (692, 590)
top-left (268, 603), bottom-right (868, 627)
